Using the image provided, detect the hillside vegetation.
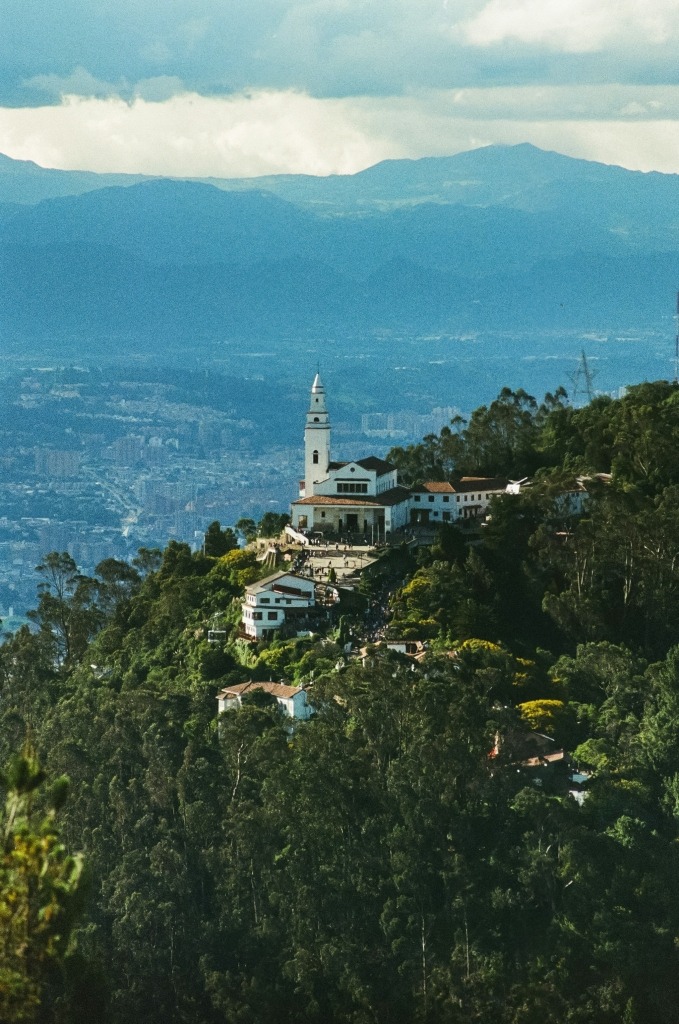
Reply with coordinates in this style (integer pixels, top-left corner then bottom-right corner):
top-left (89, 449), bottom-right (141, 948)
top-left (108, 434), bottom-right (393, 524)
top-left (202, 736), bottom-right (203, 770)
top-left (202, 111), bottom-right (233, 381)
top-left (5, 380), bottom-right (679, 1022)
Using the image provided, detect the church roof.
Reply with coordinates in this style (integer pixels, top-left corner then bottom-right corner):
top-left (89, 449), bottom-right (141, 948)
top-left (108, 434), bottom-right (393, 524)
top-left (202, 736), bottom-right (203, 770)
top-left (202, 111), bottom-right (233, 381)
top-left (325, 457), bottom-right (395, 476)
top-left (291, 486), bottom-right (411, 509)
top-left (355, 456), bottom-right (396, 476)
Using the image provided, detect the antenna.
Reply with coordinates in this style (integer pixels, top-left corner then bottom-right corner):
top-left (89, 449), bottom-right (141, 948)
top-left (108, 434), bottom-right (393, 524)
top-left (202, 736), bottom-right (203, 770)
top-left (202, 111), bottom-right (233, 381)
top-left (570, 349), bottom-right (595, 406)
top-left (674, 291), bottom-right (679, 384)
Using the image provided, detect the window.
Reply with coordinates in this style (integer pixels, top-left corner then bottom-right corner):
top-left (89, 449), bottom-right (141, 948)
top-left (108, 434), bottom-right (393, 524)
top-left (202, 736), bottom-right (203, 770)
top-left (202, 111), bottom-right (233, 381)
top-left (312, 450), bottom-right (319, 464)
top-left (313, 416), bottom-right (320, 422)
top-left (337, 481), bottom-right (368, 494)
top-left (414, 495), bottom-right (421, 502)
top-left (261, 597), bottom-right (270, 604)
top-left (428, 496), bottom-right (435, 502)
top-left (443, 496), bottom-right (449, 503)
top-left (253, 612), bottom-right (263, 621)
top-left (267, 612), bottom-right (277, 621)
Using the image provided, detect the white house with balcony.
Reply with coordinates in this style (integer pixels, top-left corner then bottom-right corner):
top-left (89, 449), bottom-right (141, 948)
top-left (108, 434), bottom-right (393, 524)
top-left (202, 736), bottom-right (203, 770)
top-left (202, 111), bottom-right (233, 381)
top-left (241, 571), bottom-right (316, 640)
top-left (216, 680), bottom-right (313, 720)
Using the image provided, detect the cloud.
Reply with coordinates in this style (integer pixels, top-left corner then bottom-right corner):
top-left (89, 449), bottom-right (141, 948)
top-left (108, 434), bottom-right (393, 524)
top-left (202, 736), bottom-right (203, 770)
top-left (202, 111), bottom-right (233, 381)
top-left (459, 0), bottom-right (679, 52)
top-left (2, 88), bottom-right (679, 179)
top-left (22, 67), bottom-right (128, 102)
top-left (1, 0), bottom-right (677, 110)
top-left (0, 91), bottom-right (401, 177)
top-left (1, 0), bottom-right (679, 177)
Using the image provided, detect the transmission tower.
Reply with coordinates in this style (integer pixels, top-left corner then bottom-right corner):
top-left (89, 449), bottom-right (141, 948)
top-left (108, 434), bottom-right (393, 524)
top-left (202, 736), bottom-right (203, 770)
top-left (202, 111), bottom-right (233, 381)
top-left (570, 349), bottom-right (595, 405)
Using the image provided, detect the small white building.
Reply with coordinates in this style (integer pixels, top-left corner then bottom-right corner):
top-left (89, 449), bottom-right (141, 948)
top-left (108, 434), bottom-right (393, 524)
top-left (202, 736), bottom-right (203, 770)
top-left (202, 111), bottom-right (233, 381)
top-left (385, 639), bottom-right (427, 658)
top-left (242, 571), bottom-right (315, 640)
top-left (216, 680), bottom-right (313, 720)
top-left (410, 477), bottom-right (508, 524)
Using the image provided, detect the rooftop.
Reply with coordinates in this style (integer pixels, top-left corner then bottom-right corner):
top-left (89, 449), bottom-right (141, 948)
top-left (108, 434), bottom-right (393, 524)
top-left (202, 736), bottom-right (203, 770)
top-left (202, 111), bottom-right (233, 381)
top-left (217, 680), bottom-right (305, 700)
top-left (292, 485), bottom-right (411, 508)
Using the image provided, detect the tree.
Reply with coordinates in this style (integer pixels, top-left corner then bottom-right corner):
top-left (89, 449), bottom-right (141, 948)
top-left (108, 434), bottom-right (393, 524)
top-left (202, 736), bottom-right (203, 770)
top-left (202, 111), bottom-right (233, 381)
top-left (235, 518), bottom-right (257, 543)
top-left (0, 752), bottom-right (85, 1024)
top-left (203, 521), bottom-right (238, 558)
top-left (28, 553), bottom-right (102, 667)
top-left (94, 558), bottom-right (142, 618)
top-left (258, 511), bottom-right (290, 539)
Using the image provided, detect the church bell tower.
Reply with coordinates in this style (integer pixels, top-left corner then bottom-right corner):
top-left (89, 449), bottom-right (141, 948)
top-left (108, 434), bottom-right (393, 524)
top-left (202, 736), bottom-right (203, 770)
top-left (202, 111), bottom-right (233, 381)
top-left (303, 373), bottom-right (331, 498)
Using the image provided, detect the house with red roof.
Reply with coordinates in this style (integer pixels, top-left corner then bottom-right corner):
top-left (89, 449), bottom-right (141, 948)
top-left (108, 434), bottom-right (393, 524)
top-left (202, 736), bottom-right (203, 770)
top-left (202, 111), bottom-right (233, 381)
top-left (216, 680), bottom-right (313, 720)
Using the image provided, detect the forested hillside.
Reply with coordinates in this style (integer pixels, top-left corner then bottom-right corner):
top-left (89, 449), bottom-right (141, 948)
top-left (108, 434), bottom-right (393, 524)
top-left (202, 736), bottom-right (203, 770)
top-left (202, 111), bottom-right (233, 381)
top-left (5, 381), bottom-right (679, 1022)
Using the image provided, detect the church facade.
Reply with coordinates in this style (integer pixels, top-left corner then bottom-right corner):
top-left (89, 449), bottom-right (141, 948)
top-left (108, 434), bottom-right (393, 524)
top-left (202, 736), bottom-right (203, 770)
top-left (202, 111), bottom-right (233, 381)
top-left (290, 374), bottom-right (411, 540)
top-left (290, 374), bottom-right (509, 540)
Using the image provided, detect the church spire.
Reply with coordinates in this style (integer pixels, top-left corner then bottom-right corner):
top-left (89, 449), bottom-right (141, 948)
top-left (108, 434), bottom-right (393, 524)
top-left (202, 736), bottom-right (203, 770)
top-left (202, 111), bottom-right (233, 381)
top-left (303, 372), bottom-right (331, 498)
top-left (309, 372), bottom-right (327, 413)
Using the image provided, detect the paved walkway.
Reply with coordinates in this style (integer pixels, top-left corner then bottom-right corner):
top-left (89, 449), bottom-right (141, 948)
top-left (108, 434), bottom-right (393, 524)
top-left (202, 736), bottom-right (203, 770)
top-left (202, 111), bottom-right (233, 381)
top-left (287, 542), bottom-right (379, 583)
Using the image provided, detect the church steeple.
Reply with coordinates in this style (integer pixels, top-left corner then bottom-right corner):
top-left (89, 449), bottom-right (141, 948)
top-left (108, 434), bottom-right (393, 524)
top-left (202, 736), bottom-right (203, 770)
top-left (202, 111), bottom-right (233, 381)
top-left (303, 372), bottom-right (331, 498)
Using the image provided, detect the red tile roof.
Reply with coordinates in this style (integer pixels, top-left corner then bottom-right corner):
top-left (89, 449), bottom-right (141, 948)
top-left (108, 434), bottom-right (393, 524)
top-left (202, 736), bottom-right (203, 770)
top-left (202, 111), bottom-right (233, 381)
top-left (217, 681), bottom-right (303, 700)
top-left (415, 481), bottom-right (455, 493)
top-left (292, 486), bottom-right (411, 508)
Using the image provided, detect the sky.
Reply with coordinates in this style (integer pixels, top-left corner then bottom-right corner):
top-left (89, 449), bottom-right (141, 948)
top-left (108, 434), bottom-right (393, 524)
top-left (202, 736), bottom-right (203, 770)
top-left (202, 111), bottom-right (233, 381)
top-left (1, 0), bottom-right (679, 178)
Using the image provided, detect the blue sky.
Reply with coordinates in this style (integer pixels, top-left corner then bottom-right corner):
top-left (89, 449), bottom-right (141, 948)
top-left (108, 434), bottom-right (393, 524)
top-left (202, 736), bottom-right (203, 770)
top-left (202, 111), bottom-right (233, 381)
top-left (1, 0), bottom-right (679, 176)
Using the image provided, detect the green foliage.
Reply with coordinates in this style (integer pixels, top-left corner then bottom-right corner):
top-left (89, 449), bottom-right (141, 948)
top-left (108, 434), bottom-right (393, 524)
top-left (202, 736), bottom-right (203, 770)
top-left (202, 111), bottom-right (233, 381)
top-left (203, 520), bottom-right (238, 557)
top-left (12, 381), bottom-right (679, 1023)
top-left (0, 752), bottom-right (86, 1024)
top-left (257, 511), bottom-right (290, 538)
top-left (517, 698), bottom-right (571, 738)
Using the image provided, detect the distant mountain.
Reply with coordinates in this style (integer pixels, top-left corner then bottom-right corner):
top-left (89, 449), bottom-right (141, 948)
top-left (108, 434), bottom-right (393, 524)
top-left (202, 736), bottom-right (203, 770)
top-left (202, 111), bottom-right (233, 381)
top-left (0, 144), bottom-right (677, 352)
top-left (0, 152), bottom-right (148, 204)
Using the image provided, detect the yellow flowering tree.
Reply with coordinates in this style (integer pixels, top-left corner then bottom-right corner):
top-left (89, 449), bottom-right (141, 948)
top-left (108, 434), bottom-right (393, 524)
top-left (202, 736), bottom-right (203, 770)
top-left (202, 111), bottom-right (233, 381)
top-left (0, 753), bottom-right (84, 1023)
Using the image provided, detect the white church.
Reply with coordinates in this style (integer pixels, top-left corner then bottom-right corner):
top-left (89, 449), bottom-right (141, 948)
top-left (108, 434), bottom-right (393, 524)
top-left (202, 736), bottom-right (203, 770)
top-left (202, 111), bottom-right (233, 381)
top-left (289, 373), bottom-right (509, 540)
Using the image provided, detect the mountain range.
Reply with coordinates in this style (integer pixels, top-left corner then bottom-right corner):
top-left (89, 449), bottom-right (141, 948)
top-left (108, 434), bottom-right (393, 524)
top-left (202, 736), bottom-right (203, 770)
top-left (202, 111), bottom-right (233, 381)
top-left (1, 144), bottom-right (677, 353)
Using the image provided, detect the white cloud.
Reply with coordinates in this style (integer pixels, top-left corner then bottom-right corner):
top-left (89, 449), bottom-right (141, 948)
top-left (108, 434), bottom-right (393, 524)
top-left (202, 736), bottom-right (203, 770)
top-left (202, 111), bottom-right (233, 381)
top-left (2, 87), bottom-right (679, 179)
top-left (0, 91), bottom-right (400, 177)
top-left (460, 0), bottom-right (678, 52)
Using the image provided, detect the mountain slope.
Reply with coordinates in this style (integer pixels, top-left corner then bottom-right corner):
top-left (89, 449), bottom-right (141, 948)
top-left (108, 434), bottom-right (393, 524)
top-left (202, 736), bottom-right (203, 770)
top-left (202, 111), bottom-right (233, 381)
top-left (0, 144), bottom-right (677, 351)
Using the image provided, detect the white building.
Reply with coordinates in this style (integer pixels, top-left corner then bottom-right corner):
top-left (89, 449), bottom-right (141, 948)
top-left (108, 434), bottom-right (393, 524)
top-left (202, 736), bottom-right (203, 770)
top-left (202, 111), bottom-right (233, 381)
top-left (289, 375), bottom-right (530, 537)
top-left (291, 374), bottom-right (411, 538)
top-left (216, 681), bottom-right (313, 720)
top-left (241, 571), bottom-right (315, 640)
top-left (409, 477), bottom-right (509, 524)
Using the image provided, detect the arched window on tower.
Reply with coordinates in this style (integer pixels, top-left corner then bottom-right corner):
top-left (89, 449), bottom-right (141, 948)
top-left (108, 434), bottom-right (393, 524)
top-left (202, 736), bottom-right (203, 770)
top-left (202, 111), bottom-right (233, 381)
top-left (312, 450), bottom-right (319, 464)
